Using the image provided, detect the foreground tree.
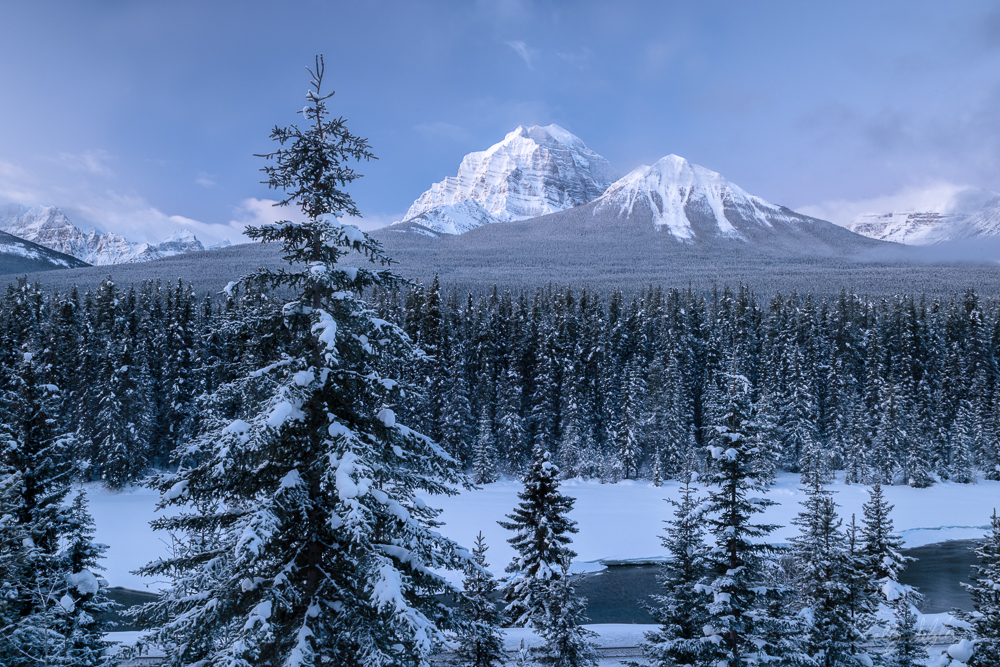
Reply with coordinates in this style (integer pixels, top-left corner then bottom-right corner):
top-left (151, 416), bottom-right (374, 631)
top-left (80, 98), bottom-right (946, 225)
top-left (790, 481), bottom-right (872, 667)
top-left (0, 353), bottom-right (117, 667)
top-left (456, 533), bottom-right (506, 667)
top-left (135, 56), bottom-right (474, 667)
top-left (953, 510), bottom-right (1000, 666)
top-left (859, 483), bottom-right (922, 666)
top-left (640, 469), bottom-right (711, 667)
top-left (500, 446), bottom-right (596, 665)
top-left (700, 374), bottom-right (809, 667)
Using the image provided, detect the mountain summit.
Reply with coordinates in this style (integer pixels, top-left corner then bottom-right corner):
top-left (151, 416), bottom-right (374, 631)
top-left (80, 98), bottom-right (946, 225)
top-left (395, 124), bottom-right (618, 235)
top-left (594, 154), bottom-right (815, 243)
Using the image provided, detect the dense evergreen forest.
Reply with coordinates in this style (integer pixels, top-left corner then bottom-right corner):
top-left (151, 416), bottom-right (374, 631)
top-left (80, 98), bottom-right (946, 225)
top-left (2, 273), bottom-right (997, 490)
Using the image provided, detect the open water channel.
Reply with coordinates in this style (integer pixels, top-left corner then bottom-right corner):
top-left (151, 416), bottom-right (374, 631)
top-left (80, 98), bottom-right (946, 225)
top-left (574, 540), bottom-right (980, 624)
top-left (104, 540), bottom-right (980, 630)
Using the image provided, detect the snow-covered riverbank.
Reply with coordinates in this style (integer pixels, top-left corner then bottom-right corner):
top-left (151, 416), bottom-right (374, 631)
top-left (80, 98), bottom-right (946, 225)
top-left (84, 472), bottom-right (1000, 591)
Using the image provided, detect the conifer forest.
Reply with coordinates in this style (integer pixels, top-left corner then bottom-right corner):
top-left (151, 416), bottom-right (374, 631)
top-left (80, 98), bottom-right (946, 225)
top-left (2, 277), bottom-right (999, 491)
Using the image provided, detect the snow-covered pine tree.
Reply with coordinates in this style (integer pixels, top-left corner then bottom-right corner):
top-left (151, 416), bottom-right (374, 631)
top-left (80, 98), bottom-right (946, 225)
top-left (473, 407), bottom-right (499, 485)
top-left (457, 533), bottom-right (506, 667)
top-left (496, 357), bottom-right (526, 475)
top-left (613, 356), bottom-right (645, 480)
top-left (884, 600), bottom-right (922, 667)
top-left (859, 483), bottom-right (916, 606)
top-left (640, 469), bottom-right (711, 667)
top-left (953, 509), bottom-right (1000, 666)
top-left (500, 445), bottom-right (595, 665)
top-left (500, 445), bottom-right (578, 627)
top-left (0, 352), bottom-right (117, 667)
top-left (789, 481), bottom-right (872, 666)
top-left (700, 373), bottom-right (809, 667)
top-left (136, 56), bottom-right (475, 667)
top-left (859, 482), bottom-right (922, 662)
top-left (948, 400), bottom-right (977, 485)
top-left (95, 335), bottom-right (151, 489)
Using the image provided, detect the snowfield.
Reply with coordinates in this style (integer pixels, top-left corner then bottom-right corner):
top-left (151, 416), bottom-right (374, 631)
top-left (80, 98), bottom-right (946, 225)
top-left (84, 472), bottom-right (1000, 591)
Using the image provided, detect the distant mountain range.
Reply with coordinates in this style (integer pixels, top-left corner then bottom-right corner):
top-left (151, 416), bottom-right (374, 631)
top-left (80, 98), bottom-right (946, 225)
top-left (846, 195), bottom-right (1000, 245)
top-left (0, 203), bottom-right (229, 265)
top-left (375, 131), bottom-right (894, 292)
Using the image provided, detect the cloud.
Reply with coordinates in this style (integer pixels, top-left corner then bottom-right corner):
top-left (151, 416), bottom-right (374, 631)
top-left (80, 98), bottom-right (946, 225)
top-left (414, 122), bottom-right (472, 142)
top-left (0, 159), bottom-right (39, 204)
top-left (195, 172), bottom-right (216, 188)
top-left (231, 197), bottom-right (399, 233)
top-left (69, 191), bottom-right (247, 246)
top-left (505, 40), bottom-right (536, 69)
top-left (341, 211), bottom-right (404, 232)
top-left (54, 150), bottom-right (114, 177)
top-left (796, 182), bottom-right (999, 227)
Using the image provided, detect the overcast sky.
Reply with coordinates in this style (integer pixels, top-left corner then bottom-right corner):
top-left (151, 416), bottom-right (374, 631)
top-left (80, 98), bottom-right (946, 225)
top-left (2, 1), bottom-right (999, 245)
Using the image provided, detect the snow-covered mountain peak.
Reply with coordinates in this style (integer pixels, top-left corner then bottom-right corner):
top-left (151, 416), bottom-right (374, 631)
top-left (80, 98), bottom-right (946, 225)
top-left (395, 124), bottom-right (618, 235)
top-left (597, 154), bottom-right (785, 241)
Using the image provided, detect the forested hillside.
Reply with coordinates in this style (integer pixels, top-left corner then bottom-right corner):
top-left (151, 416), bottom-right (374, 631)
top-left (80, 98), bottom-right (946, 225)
top-left (2, 274), bottom-right (996, 490)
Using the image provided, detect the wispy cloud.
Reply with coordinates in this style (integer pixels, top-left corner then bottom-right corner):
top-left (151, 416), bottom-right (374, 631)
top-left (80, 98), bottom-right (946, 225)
top-left (195, 172), bottom-right (216, 188)
top-left (230, 197), bottom-right (400, 233)
top-left (54, 150), bottom-right (114, 177)
top-left (505, 40), bottom-right (536, 69)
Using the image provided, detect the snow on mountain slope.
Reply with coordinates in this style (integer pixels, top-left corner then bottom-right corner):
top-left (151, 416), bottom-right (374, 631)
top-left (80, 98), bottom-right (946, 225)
top-left (847, 194), bottom-right (1000, 245)
top-left (0, 204), bottom-right (217, 264)
top-left (395, 124), bottom-right (618, 234)
top-left (0, 229), bottom-right (90, 273)
top-left (593, 154), bottom-right (828, 243)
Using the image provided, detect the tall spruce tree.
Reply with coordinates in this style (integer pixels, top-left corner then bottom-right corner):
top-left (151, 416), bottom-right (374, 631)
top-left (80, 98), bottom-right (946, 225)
top-left (859, 483), bottom-right (922, 665)
top-left (790, 482), bottom-right (872, 667)
top-left (135, 57), bottom-right (474, 667)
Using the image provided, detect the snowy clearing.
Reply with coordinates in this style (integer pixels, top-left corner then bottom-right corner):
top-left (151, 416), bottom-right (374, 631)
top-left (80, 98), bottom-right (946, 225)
top-left (85, 472), bottom-right (1000, 591)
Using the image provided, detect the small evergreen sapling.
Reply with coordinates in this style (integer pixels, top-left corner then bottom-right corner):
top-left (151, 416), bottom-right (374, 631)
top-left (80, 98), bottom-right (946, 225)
top-left (457, 533), bottom-right (506, 667)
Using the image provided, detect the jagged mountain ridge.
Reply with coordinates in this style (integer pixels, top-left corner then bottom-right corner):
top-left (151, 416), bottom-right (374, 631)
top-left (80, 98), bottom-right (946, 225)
top-left (0, 204), bottom-right (230, 265)
top-left (847, 194), bottom-right (1000, 245)
top-left (395, 124), bottom-right (619, 235)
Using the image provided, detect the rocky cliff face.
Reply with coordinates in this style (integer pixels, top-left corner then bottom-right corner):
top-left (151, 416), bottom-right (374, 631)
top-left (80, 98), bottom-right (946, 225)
top-left (846, 195), bottom-right (1000, 245)
top-left (395, 124), bottom-right (619, 235)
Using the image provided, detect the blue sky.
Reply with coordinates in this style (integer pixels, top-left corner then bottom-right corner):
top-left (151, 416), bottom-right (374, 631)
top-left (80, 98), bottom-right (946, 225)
top-left (2, 1), bottom-right (999, 244)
